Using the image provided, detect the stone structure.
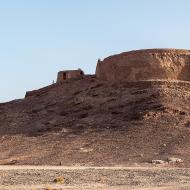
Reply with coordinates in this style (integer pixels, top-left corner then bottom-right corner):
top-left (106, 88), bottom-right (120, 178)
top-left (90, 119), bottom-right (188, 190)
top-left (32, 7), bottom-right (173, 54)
top-left (57, 69), bottom-right (84, 83)
top-left (96, 49), bottom-right (190, 82)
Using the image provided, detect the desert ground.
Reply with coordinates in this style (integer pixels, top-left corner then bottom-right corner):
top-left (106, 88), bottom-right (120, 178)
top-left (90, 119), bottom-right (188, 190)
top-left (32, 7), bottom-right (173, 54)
top-left (1, 76), bottom-right (190, 189)
top-left (1, 77), bottom-right (190, 166)
top-left (0, 166), bottom-right (190, 189)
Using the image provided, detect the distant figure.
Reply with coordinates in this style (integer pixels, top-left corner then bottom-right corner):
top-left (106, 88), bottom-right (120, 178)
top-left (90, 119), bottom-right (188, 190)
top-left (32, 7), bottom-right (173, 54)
top-left (98, 59), bottom-right (101, 63)
top-left (52, 80), bottom-right (55, 84)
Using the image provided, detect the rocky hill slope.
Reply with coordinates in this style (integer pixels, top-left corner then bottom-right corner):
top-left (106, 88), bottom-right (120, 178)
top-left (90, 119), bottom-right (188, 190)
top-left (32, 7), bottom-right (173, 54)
top-left (0, 76), bottom-right (190, 166)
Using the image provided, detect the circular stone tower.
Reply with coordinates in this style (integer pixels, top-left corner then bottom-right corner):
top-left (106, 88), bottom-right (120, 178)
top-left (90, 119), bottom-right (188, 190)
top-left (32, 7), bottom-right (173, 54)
top-left (96, 49), bottom-right (190, 82)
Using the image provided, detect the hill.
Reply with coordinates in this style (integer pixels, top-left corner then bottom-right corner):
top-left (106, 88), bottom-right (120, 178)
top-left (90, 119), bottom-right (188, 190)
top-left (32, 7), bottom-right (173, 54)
top-left (0, 76), bottom-right (190, 166)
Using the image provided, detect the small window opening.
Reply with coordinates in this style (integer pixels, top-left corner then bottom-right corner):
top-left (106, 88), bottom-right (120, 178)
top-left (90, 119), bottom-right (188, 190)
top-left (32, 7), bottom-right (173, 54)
top-left (63, 73), bottom-right (67, 80)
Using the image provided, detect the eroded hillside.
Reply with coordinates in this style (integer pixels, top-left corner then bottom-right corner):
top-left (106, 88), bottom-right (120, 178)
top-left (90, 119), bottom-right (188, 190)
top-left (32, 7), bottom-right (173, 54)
top-left (0, 76), bottom-right (190, 166)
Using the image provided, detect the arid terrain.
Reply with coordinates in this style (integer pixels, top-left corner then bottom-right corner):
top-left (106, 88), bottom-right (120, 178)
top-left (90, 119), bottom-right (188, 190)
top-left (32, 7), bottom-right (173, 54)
top-left (1, 75), bottom-right (190, 189)
top-left (0, 76), bottom-right (190, 166)
top-left (1, 166), bottom-right (190, 190)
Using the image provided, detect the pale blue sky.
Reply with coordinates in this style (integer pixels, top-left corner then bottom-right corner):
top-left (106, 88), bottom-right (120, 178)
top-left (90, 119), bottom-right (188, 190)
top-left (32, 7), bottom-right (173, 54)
top-left (0, 0), bottom-right (190, 102)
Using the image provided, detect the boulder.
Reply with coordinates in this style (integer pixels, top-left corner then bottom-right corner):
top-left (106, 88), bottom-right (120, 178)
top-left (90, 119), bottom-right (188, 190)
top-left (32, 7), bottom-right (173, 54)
top-left (167, 157), bottom-right (183, 163)
top-left (151, 160), bottom-right (165, 164)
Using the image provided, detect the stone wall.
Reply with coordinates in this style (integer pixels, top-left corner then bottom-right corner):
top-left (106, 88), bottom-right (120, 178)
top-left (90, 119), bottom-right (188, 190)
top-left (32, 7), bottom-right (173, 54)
top-left (96, 49), bottom-right (190, 82)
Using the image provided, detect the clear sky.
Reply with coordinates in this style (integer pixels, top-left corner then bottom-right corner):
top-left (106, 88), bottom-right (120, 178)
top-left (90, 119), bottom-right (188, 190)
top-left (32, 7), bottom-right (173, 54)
top-left (0, 0), bottom-right (190, 102)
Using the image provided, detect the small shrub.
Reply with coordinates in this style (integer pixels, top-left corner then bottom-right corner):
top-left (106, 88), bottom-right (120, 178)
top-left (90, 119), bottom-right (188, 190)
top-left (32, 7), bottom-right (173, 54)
top-left (54, 176), bottom-right (65, 184)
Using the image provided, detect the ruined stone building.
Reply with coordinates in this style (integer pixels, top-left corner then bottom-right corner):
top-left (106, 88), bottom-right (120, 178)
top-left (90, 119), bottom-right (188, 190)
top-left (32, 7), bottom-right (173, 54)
top-left (57, 69), bottom-right (84, 83)
top-left (96, 49), bottom-right (190, 82)
top-left (57, 49), bottom-right (190, 84)
top-left (26, 48), bottom-right (190, 98)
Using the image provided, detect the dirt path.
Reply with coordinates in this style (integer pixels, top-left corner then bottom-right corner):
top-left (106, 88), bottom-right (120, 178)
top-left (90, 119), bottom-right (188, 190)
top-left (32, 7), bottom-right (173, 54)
top-left (0, 166), bottom-right (190, 189)
top-left (1, 165), bottom-right (189, 170)
top-left (0, 185), bottom-right (189, 190)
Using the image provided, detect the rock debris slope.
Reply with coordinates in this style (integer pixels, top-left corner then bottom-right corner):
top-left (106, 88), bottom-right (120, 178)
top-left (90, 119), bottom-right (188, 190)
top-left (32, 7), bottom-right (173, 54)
top-left (0, 75), bottom-right (190, 166)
